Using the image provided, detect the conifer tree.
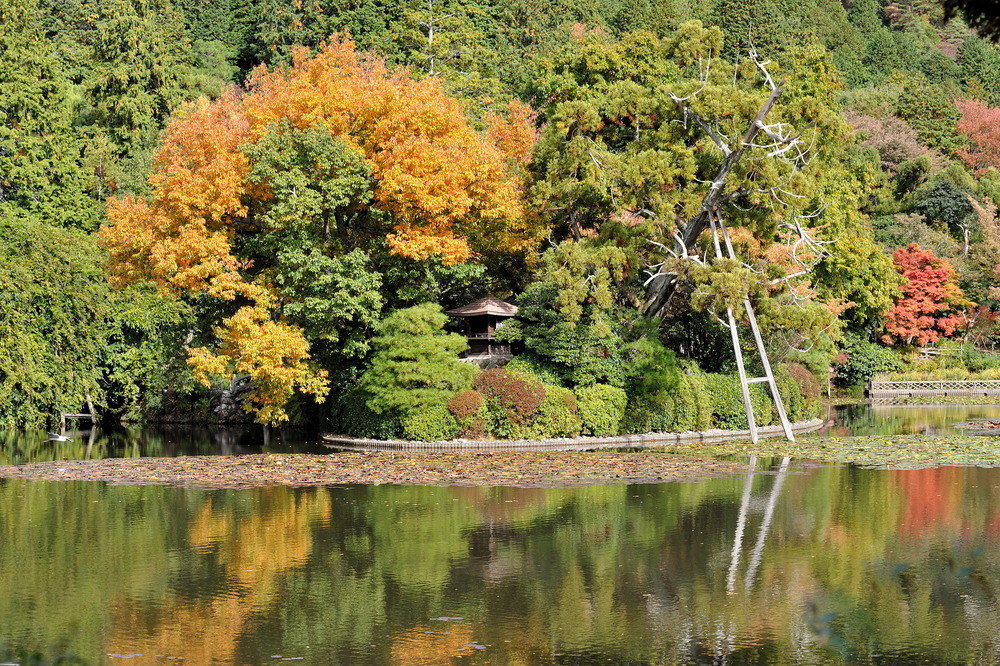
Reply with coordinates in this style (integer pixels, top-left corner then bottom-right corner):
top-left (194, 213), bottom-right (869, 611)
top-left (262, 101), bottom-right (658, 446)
top-left (359, 303), bottom-right (476, 421)
top-left (0, 0), bottom-right (96, 228)
top-left (86, 0), bottom-right (192, 155)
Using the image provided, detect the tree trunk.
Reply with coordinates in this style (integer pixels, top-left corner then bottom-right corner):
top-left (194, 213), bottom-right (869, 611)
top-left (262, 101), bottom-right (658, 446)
top-left (643, 85), bottom-right (784, 319)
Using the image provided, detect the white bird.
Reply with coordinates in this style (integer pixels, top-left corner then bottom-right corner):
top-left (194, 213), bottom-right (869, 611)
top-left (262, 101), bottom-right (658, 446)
top-left (47, 432), bottom-right (73, 442)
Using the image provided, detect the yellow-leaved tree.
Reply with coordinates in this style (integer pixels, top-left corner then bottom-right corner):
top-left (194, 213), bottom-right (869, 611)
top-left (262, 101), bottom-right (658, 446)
top-left (99, 38), bottom-right (539, 423)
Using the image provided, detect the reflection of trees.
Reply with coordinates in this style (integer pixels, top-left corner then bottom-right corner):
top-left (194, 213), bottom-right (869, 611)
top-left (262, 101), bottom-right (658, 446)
top-left (0, 425), bottom-right (322, 465)
top-left (831, 403), bottom-right (1000, 436)
top-left (7, 467), bottom-right (1000, 661)
top-left (104, 489), bottom-right (332, 662)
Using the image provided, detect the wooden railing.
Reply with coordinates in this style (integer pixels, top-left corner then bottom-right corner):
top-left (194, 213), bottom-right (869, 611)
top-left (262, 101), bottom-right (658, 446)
top-left (869, 379), bottom-right (1000, 399)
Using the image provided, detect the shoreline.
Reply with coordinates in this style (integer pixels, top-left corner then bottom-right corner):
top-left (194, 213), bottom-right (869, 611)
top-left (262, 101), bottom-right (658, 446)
top-left (322, 418), bottom-right (825, 452)
top-left (1, 432), bottom-right (1000, 488)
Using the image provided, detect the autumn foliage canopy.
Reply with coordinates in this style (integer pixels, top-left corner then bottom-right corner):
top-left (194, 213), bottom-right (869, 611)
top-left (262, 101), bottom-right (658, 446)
top-left (956, 98), bottom-right (1000, 175)
top-left (99, 38), bottom-right (538, 422)
top-left (883, 243), bottom-right (972, 346)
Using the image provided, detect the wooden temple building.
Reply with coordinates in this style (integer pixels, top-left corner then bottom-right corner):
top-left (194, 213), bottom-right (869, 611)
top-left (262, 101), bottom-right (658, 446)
top-left (445, 296), bottom-right (519, 367)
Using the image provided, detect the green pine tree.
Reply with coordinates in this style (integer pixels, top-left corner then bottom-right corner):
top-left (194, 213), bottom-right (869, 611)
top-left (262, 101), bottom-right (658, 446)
top-left (0, 0), bottom-right (97, 229)
top-left (359, 303), bottom-right (476, 422)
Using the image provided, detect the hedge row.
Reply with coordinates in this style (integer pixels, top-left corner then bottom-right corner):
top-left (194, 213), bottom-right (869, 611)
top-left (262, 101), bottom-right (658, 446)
top-left (340, 363), bottom-right (821, 442)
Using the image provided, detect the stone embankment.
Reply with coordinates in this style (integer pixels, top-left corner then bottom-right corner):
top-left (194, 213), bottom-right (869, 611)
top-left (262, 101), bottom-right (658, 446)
top-left (322, 418), bottom-right (825, 452)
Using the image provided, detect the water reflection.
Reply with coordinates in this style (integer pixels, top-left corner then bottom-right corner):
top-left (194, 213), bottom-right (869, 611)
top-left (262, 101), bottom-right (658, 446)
top-left (0, 425), bottom-right (324, 465)
top-left (824, 402), bottom-right (1000, 437)
top-left (4, 464), bottom-right (1000, 662)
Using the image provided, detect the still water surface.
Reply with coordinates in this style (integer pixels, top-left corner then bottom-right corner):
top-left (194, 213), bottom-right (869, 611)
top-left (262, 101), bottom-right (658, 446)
top-left (7, 403), bottom-right (1000, 463)
top-left (1, 405), bottom-right (1000, 663)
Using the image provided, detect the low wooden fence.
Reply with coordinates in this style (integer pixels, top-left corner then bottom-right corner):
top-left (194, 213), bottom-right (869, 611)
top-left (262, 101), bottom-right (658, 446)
top-left (869, 379), bottom-right (1000, 400)
top-left (322, 418), bottom-right (824, 453)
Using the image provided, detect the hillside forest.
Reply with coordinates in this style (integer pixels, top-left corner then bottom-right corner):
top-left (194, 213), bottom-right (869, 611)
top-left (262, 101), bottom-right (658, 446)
top-left (7, 0), bottom-right (1000, 439)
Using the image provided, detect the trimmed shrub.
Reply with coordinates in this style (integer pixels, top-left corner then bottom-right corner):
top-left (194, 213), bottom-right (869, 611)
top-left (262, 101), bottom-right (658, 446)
top-left (674, 369), bottom-right (713, 431)
top-left (576, 384), bottom-right (627, 436)
top-left (474, 368), bottom-right (546, 438)
top-left (785, 363), bottom-right (821, 419)
top-left (447, 389), bottom-right (490, 439)
top-left (401, 404), bottom-right (460, 442)
top-left (624, 356), bottom-right (713, 435)
top-left (775, 366), bottom-right (805, 422)
top-left (528, 385), bottom-right (583, 438)
top-left (447, 388), bottom-right (484, 420)
top-left (704, 374), bottom-right (774, 430)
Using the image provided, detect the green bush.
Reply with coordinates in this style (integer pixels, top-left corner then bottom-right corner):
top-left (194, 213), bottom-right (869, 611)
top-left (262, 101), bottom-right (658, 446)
top-left (575, 384), bottom-right (627, 436)
top-left (474, 368), bottom-right (546, 438)
top-left (447, 389), bottom-right (490, 439)
top-left (674, 369), bottom-right (713, 431)
top-left (834, 334), bottom-right (904, 387)
top-left (338, 388), bottom-right (401, 439)
top-left (775, 366), bottom-right (805, 422)
top-left (401, 404), bottom-right (460, 441)
top-left (358, 302), bottom-right (477, 435)
top-left (527, 385), bottom-right (582, 438)
top-left (704, 374), bottom-right (774, 430)
top-left (624, 356), bottom-right (713, 434)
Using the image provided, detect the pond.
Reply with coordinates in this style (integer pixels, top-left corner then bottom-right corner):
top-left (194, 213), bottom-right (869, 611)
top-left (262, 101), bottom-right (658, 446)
top-left (4, 405), bottom-right (1000, 663)
top-left (4, 462), bottom-right (1000, 663)
top-left (0, 426), bottom-right (327, 466)
top-left (824, 402), bottom-right (1000, 437)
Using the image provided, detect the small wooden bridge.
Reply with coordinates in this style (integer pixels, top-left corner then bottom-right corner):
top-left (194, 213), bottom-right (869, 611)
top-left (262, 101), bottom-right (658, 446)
top-left (868, 379), bottom-right (1000, 400)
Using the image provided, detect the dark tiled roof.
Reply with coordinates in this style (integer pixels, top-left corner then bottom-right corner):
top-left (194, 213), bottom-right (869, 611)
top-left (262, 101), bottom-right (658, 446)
top-left (444, 296), bottom-right (518, 317)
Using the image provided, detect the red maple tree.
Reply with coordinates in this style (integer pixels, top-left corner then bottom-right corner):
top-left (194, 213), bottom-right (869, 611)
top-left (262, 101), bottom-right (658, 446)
top-left (883, 243), bottom-right (972, 345)
top-left (956, 98), bottom-right (1000, 174)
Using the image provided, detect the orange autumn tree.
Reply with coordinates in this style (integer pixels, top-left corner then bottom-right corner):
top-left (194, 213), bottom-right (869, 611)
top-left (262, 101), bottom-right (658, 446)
top-left (882, 244), bottom-right (972, 346)
top-left (99, 38), bottom-right (539, 424)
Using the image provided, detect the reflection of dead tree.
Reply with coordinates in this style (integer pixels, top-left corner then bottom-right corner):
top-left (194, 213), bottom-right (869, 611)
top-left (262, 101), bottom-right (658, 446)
top-left (644, 47), bottom-right (815, 318)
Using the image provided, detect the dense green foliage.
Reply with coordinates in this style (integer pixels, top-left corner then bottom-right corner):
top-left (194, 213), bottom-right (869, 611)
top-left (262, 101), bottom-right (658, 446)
top-left (10, 0), bottom-right (1000, 434)
top-left (575, 384), bottom-right (627, 436)
top-left (358, 304), bottom-right (476, 434)
top-left (834, 333), bottom-right (906, 387)
top-left (0, 217), bottom-right (110, 428)
top-left (0, 214), bottom-right (192, 428)
top-left (704, 374), bottom-right (775, 430)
